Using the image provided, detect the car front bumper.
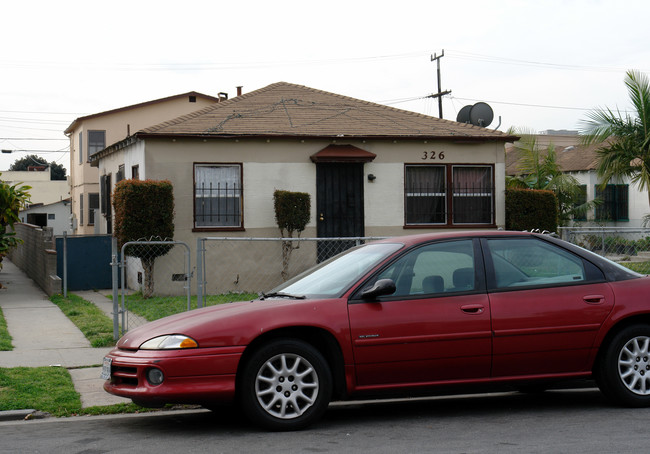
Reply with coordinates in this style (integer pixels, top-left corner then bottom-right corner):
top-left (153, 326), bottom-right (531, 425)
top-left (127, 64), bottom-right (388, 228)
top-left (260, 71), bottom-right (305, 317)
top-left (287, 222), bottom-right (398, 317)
top-left (102, 345), bottom-right (245, 407)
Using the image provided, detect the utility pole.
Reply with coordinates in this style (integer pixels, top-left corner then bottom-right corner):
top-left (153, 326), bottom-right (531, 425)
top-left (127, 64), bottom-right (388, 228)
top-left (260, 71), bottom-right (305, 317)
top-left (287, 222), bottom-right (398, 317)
top-left (429, 50), bottom-right (451, 119)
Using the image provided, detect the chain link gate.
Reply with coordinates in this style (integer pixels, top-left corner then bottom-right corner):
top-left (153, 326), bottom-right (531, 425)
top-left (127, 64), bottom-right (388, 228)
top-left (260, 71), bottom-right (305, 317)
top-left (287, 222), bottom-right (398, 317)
top-left (114, 240), bottom-right (192, 335)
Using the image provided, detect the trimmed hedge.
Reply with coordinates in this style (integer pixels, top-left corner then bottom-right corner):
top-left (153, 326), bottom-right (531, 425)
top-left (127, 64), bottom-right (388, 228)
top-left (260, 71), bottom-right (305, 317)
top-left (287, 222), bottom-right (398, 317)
top-left (273, 190), bottom-right (310, 237)
top-left (505, 188), bottom-right (558, 232)
top-left (113, 179), bottom-right (175, 249)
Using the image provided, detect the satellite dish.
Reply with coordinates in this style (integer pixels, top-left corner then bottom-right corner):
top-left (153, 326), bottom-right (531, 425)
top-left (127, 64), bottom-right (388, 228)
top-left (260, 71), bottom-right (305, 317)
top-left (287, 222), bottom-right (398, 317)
top-left (456, 105), bottom-right (472, 123)
top-left (469, 102), bottom-right (494, 127)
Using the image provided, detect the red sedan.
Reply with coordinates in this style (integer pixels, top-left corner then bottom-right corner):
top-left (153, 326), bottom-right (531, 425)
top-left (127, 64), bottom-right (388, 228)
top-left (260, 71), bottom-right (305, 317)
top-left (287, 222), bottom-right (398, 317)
top-left (103, 231), bottom-right (650, 430)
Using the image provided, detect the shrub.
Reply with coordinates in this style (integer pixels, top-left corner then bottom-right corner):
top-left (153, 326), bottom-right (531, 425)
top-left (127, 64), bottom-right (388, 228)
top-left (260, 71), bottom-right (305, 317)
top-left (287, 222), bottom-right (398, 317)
top-left (505, 188), bottom-right (558, 232)
top-left (273, 190), bottom-right (310, 280)
top-left (113, 179), bottom-right (174, 298)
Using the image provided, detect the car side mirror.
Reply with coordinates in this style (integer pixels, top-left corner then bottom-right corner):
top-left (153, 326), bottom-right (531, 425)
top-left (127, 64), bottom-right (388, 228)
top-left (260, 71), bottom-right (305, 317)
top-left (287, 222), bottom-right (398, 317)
top-left (361, 279), bottom-right (396, 301)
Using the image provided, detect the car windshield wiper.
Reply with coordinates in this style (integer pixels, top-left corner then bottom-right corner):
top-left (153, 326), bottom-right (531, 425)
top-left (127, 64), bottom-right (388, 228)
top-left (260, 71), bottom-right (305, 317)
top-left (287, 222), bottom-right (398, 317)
top-left (259, 292), bottom-right (306, 300)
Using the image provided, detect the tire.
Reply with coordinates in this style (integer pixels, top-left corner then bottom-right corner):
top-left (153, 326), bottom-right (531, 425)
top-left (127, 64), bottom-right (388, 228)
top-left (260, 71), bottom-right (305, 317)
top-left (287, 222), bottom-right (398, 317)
top-left (239, 339), bottom-right (332, 431)
top-left (597, 325), bottom-right (650, 407)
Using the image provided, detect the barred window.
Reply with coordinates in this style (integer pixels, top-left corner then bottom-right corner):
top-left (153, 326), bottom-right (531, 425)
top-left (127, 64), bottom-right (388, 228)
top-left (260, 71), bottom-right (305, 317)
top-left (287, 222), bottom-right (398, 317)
top-left (194, 164), bottom-right (243, 228)
top-left (405, 165), bottom-right (493, 226)
top-left (452, 166), bottom-right (493, 224)
top-left (405, 165), bottom-right (446, 224)
top-left (595, 184), bottom-right (628, 221)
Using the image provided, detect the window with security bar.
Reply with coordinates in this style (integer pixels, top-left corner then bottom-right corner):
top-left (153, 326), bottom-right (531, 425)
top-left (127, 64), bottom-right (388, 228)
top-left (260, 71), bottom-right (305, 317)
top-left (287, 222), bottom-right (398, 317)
top-left (451, 166), bottom-right (493, 224)
top-left (194, 163), bottom-right (243, 229)
top-left (405, 164), bottom-right (494, 226)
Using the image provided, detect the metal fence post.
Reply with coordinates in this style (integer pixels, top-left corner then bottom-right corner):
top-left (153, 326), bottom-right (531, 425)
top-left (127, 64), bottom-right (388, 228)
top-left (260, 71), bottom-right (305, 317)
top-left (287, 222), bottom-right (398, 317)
top-left (62, 231), bottom-right (68, 298)
top-left (196, 237), bottom-right (204, 308)
top-left (111, 237), bottom-right (120, 340)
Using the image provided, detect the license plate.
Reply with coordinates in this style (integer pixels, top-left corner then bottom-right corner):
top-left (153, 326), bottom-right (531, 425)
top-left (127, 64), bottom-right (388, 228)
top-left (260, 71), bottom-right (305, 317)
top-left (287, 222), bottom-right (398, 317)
top-left (100, 357), bottom-right (112, 380)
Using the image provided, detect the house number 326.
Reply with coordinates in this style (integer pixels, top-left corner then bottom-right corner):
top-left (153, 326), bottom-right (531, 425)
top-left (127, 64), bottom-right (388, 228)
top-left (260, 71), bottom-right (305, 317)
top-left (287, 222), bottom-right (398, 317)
top-left (422, 151), bottom-right (445, 160)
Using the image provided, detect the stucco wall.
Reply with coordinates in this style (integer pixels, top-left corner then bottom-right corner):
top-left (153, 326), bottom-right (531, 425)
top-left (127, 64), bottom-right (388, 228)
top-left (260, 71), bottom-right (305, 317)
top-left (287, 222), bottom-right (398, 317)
top-left (1, 171), bottom-right (69, 206)
top-left (99, 136), bottom-right (506, 239)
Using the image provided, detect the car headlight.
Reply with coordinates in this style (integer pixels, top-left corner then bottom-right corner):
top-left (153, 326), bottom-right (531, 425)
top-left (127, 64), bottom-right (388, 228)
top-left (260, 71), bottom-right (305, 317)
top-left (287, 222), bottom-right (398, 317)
top-left (139, 334), bottom-right (198, 350)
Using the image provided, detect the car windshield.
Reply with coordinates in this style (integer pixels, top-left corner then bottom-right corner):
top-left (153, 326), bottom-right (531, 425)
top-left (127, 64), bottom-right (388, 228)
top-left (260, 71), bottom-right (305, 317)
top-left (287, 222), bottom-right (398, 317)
top-left (270, 242), bottom-right (404, 298)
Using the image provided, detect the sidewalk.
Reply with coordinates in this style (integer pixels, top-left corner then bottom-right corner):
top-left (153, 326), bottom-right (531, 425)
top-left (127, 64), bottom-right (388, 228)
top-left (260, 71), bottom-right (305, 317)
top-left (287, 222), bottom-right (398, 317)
top-left (0, 258), bottom-right (130, 409)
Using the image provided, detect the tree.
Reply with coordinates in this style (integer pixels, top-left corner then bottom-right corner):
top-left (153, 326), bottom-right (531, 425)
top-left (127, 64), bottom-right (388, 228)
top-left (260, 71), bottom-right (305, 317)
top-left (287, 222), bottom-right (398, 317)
top-left (506, 128), bottom-right (594, 226)
top-left (273, 190), bottom-right (310, 280)
top-left (0, 173), bottom-right (31, 266)
top-left (9, 154), bottom-right (67, 180)
top-left (580, 70), bottom-right (650, 221)
top-left (113, 180), bottom-right (174, 298)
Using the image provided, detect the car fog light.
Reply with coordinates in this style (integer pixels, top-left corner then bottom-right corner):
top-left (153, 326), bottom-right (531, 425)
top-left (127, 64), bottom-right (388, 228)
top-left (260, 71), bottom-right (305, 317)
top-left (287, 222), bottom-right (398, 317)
top-left (147, 368), bottom-right (164, 386)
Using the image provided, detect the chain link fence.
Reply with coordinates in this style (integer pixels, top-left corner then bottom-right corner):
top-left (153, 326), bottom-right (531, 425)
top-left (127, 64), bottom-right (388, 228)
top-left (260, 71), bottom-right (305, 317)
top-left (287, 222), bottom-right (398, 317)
top-left (110, 230), bottom-right (650, 336)
top-left (196, 237), bottom-right (386, 307)
top-left (559, 227), bottom-right (650, 274)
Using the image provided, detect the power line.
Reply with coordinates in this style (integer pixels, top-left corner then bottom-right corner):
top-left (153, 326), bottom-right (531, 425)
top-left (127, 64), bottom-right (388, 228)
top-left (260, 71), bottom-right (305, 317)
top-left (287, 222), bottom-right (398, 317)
top-left (0, 138), bottom-right (68, 141)
top-left (446, 49), bottom-right (648, 73)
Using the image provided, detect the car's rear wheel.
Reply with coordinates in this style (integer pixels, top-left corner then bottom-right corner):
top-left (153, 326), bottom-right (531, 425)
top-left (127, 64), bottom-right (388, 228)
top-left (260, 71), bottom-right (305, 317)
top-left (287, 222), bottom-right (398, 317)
top-left (597, 325), bottom-right (650, 406)
top-left (240, 339), bottom-right (332, 430)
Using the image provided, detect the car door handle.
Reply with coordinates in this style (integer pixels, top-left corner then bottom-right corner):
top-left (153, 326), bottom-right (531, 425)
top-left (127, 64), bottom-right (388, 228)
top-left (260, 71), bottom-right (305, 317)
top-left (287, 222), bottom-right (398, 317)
top-left (583, 295), bottom-right (606, 305)
top-left (460, 304), bottom-right (485, 314)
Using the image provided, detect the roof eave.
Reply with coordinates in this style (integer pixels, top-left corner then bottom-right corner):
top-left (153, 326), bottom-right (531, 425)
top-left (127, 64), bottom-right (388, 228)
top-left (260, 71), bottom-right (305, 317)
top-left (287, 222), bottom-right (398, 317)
top-left (134, 132), bottom-right (519, 143)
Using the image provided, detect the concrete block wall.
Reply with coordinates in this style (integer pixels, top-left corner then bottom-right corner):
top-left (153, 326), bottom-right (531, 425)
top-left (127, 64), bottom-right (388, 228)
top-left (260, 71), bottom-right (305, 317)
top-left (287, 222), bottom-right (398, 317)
top-left (7, 223), bottom-right (61, 296)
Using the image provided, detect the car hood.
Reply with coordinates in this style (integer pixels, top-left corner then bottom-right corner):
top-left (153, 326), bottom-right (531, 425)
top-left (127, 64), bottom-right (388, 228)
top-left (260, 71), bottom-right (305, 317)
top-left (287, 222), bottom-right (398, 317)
top-left (117, 297), bottom-right (345, 350)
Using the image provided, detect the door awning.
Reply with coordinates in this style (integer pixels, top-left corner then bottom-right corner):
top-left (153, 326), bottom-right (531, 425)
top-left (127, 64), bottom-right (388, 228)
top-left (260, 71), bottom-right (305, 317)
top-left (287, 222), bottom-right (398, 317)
top-left (310, 144), bottom-right (377, 163)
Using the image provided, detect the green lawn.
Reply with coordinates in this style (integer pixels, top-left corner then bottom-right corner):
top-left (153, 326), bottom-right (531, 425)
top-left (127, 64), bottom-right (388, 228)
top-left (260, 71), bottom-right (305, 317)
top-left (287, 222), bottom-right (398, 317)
top-left (50, 294), bottom-right (115, 347)
top-left (0, 366), bottom-right (150, 417)
top-left (125, 292), bottom-right (258, 321)
top-left (619, 261), bottom-right (650, 274)
top-left (0, 308), bottom-right (12, 351)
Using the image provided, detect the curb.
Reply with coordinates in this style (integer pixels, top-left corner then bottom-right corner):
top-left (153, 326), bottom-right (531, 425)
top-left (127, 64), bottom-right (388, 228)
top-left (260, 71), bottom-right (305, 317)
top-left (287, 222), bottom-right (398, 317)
top-left (0, 409), bottom-right (37, 422)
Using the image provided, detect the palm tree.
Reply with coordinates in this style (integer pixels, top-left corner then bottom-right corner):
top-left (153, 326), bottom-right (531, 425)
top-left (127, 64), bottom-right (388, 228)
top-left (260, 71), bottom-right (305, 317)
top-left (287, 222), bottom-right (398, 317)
top-left (581, 70), bottom-right (650, 209)
top-left (507, 128), bottom-right (593, 225)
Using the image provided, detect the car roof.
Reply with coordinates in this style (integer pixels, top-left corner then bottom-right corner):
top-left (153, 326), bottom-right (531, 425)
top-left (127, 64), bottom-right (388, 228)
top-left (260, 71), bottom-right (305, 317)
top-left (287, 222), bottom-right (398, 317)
top-left (372, 230), bottom-right (540, 247)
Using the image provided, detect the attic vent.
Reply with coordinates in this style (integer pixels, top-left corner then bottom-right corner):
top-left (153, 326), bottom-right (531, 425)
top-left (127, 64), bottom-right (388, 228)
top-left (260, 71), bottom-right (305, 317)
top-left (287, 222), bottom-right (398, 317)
top-left (189, 95), bottom-right (197, 103)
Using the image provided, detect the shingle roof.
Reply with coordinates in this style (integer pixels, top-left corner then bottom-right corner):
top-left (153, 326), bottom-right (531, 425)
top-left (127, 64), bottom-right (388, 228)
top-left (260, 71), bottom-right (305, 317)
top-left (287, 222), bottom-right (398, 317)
top-left (505, 141), bottom-right (602, 175)
top-left (137, 82), bottom-right (516, 141)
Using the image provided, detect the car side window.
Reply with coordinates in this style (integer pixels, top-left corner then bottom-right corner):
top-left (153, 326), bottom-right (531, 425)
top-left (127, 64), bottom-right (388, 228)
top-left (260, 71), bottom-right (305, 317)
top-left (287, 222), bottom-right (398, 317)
top-left (374, 239), bottom-right (476, 297)
top-left (486, 238), bottom-right (586, 289)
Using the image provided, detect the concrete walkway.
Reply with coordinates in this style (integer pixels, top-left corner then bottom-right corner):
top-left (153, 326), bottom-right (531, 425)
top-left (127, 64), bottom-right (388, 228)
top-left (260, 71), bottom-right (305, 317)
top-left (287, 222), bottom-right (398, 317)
top-left (0, 259), bottom-right (130, 408)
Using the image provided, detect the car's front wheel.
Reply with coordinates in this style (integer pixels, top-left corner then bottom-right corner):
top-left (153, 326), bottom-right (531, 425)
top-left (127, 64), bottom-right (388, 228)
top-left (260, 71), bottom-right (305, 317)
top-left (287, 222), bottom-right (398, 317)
top-left (597, 325), bottom-right (650, 406)
top-left (240, 339), bottom-right (332, 430)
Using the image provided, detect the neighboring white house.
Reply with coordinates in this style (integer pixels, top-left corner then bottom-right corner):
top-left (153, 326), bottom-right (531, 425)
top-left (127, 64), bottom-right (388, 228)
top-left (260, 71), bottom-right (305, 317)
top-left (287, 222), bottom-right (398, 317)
top-left (19, 199), bottom-right (71, 236)
top-left (89, 82), bottom-right (517, 294)
top-left (506, 132), bottom-right (648, 227)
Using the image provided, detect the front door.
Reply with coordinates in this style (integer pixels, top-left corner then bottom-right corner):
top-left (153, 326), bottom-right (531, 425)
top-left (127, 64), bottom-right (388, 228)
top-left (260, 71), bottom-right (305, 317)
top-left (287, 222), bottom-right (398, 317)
top-left (316, 163), bottom-right (364, 261)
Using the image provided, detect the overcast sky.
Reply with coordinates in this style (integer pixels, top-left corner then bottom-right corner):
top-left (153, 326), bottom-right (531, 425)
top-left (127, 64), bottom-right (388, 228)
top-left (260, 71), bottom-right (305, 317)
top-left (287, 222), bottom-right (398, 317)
top-left (2, 0), bottom-right (648, 173)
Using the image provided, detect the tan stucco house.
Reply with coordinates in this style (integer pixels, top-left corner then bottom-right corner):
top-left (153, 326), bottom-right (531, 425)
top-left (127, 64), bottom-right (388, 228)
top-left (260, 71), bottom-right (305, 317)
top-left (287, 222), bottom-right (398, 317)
top-left (64, 91), bottom-right (223, 234)
top-left (2, 169), bottom-right (69, 207)
top-left (90, 81), bottom-right (516, 239)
